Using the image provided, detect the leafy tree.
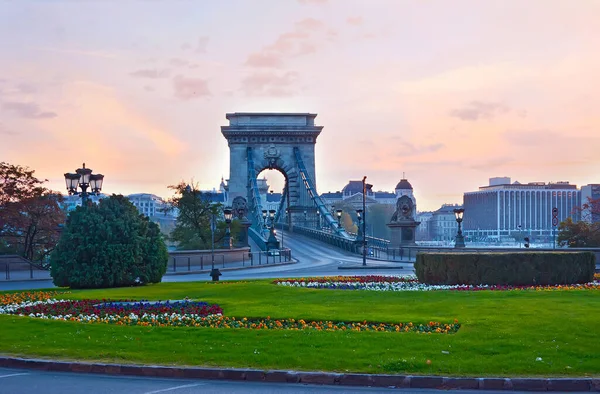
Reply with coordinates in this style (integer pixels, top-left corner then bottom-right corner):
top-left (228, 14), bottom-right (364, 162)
top-left (50, 195), bottom-right (168, 288)
top-left (165, 182), bottom-right (236, 250)
top-left (556, 197), bottom-right (600, 247)
top-left (341, 212), bottom-right (357, 234)
top-left (0, 162), bottom-right (66, 264)
top-left (366, 203), bottom-right (396, 239)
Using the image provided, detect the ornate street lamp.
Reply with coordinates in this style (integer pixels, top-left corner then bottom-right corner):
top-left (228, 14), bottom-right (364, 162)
top-left (316, 209), bottom-right (321, 229)
top-left (223, 207), bottom-right (233, 249)
top-left (64, 163), bottom-right (103, 205)
top-left (267, 209), bottom-right (279, 250)
top-left (262, 209), bottom-right (268, 229)
top-left (336, 209), bottom-right (343, 230)
top-left (453, 208), bottom-right (466, 248)
top-left (303, 210), bottom-right (307, 227)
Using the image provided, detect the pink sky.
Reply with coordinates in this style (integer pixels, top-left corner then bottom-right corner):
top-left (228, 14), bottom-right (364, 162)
top-left (1, 0), bottom-right (599, 211)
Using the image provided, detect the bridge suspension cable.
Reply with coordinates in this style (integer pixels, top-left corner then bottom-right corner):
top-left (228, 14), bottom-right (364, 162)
top-left (246, 147), bottom-right (268, 237)
top-left (293, 147), bottom-right (351, 239)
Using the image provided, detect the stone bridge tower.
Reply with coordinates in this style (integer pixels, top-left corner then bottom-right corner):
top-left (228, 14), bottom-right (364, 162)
top-left (221, 113), bottom-right (323, 219)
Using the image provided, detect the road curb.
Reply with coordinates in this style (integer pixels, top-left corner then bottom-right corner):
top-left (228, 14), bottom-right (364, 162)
top-left (337, 265), bottom-right (408, 270)
top-left (1, 356), bottom-right (598, 391)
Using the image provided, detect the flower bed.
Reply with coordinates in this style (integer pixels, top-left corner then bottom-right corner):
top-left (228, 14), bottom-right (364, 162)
top-left (0, 291), bottom-right (460, 333)
top-left (4, 299), bottom-right (223, 318)
top-left (273, 276), bottom-right (600, 291)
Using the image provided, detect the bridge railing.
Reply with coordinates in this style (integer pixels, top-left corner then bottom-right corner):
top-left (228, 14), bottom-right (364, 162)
top-left (282, 224), bottom-right (360, 253)
top-left (369, 245), bottom-right (600, 264)
top-left (167, 248), bottom-right (292, 272)
top-left (0, 255), bottom-right (51, 281)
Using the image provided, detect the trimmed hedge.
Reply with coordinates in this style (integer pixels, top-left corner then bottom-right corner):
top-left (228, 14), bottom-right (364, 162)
top-left (414, 252), bottom-right (596, 286)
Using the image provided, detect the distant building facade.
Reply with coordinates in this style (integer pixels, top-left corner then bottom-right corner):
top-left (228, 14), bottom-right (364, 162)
top-left (415, 211), bottom-right (433, 241)
top-left (127, 193), bottom-right (169, 217)
top-left (429, 204), bottom-right (462, 242)
top-left (321, 179), bottom-right (410, 212)
top-left (61, 194), bottom-right (107, 211)
top-left (463, 177), bottom-right (582, 241)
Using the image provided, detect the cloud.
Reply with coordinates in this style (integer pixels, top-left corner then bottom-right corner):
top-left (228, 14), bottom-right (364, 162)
top-left (172, 75), bottom-right (211, 100)
top-left (35, 47), bottom-right (116, 59)
top-left (244, 18), bottom-right (330, 69)
top-left (297, 0), bottom-right (328, 4)
top-left (394, 141), bottom-right (444, 156)
top-left (0, 123), bottom-right (17, 135)
top-left (346, 16), bottom-right (363, 26)
top-left (130, 69), bottom-right (171, 79)
top-left (449, 100), bottom-right (510, 121)
top-left (169, 58), bottom-right (189, 67)
top-left (143, 85), bottom-right (155, 92)
top-left (241, 71), bottom-right (299, 96)
top-left (295, 18), bottom-right (325, 30)
top-left (245, 52), bottom-right (285, 68)
top-left (195, 36), bottom-right (209, 53)
top-left (467, 157), bottom-right (513, 171)
top-left (17, 83), bottom-right (38, 94)
top-left (502, 129), bottom-right (561, 146)
top-left (2, 101), bottom-right (57, 119)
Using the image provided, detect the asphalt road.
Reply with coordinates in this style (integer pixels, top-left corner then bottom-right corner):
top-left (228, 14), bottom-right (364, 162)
top-left (0, 230), bottom-right (413, 291)
top-left (0, 367), bottom-right (550, 394)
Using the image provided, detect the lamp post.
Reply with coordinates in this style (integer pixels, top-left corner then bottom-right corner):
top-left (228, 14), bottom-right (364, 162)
top-left (64, 163), bottom-right (104, 206)
top-left (209, 212), bottom-right (222, 281)
top-left (453, 208), bottom-right (466, 248)
top-left (316, 209), bottom-right (321, 229)
top-left (223, 207), bottom-right (232, 249)
top-left (267, 209), bottom-right (279, 250)
top-left (262, 209), bottom-right (268, 231)
top-left (361, 176), bottom-right (368, 266)
top-left (356, 209), bottom-right (363, 242)
top-left (336, 209), bottom-right (343, 231)
top-left (303, 210), bottom-right (308, 227)
top-left (517, 224), bottom-right (522, 248)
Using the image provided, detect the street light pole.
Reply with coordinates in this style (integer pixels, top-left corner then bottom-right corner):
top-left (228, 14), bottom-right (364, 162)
top-left (453, 208), bottom-right (466, 248)
top-left (223, 207), bottom-right (233, 249)
top-left (64, 163), bottom-right (104, 206)
top-left (362, 176), bottom-right (367, 266)
top-left (210, 213), bottom-right (216, 269)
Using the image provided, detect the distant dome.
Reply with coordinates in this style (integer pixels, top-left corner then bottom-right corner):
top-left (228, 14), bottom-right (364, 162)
top-left (395, 179), bottom-right (413, 190)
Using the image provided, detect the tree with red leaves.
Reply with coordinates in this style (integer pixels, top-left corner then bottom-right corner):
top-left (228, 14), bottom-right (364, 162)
top-left (0, 162), bottom-right (66, 264)
top-left (557, 196), bottom-right (600, 247)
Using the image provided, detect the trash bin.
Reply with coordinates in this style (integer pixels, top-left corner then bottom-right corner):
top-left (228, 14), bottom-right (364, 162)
top-left (210, 268), bottom-right (222, 281)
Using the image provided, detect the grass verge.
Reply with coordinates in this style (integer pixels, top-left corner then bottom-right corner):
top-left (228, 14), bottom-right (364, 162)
top-left (1, 279), bottom-right (599, 377)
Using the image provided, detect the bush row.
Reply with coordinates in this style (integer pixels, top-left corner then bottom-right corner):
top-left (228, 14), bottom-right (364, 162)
top-left (414, 252), bottom-right (595, 286)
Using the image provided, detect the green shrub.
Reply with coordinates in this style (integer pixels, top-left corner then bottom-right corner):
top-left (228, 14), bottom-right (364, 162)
top-left (50, 195), bottom-right (168, 289)
top-left (415, 252), bottom-right (595, 286)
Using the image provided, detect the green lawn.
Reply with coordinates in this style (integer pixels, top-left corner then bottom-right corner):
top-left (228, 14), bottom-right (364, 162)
top-left (1, 280), bottom-right (599, 377)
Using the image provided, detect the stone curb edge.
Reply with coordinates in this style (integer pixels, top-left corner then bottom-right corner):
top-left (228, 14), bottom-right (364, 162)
top-left (337, 265), bottom-right (406, 270)
top-left (1, 357), bottom-right (599, 391)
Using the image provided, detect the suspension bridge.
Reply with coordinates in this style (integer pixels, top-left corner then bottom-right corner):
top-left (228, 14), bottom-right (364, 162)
top-left (221, 112), bottom-right (386, 254)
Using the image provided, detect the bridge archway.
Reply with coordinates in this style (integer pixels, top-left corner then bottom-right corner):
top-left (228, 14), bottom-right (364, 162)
top-left (221, 113), bottom-right (323, 230)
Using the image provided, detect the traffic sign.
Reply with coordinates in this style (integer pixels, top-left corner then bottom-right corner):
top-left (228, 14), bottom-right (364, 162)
top-left (552, 217), bottom-right (559, 227)
top-left (552, 207), bottom-right (558, 217)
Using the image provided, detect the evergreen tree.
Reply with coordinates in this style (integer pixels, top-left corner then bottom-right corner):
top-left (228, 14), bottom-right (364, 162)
top-left (50, 195), bottom-right (168, 288)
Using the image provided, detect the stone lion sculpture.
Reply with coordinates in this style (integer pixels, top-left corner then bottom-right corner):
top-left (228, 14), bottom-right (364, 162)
top-left (390, 195), bottom-right (414, 222)
top-left (232, 196), bottom-right (248, 221)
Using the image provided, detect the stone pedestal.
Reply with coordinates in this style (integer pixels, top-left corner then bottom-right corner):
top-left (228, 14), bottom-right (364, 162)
top-left (387, 220), bottom-right (420, 248)
top-left (235, 219), bottom-right (251, 248)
